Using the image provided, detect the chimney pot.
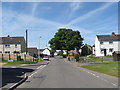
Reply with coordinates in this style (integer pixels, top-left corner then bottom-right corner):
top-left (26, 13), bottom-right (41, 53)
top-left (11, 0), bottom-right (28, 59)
top-left (112, 32), bottom-right (115, 35)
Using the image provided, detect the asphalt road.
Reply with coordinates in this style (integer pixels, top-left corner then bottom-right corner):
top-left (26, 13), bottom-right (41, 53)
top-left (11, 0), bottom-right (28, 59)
top-left (17, 56), bottom-right (118, 88)
top-left (1, 61), bottom-right (49, 89)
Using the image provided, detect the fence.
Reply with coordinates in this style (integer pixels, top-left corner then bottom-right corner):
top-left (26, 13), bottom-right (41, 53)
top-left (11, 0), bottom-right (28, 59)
top-left (0, 53), bottom-right (35, 61)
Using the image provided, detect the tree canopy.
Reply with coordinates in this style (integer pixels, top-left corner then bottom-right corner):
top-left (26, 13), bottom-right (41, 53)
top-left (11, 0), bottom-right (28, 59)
top-left (49, 28), bottom-right (83, 51)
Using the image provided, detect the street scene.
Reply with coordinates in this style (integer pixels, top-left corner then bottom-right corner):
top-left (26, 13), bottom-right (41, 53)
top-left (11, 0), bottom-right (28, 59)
top-left (0, 0), bottom-right (120, 89)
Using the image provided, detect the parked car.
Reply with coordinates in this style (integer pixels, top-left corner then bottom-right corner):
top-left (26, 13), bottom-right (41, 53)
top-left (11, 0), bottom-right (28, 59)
top-left (43, 56), bottom-right (49, 60)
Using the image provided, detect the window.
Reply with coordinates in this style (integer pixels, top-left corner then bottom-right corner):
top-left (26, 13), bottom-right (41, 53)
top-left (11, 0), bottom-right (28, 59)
top-left (100, 41), bottom-right (103, 44)
top-left (5, 44), bottom-right (10, 47)
top-left (109, 48), bottom-right (113, 52)
top-left (5, 51), bottom-right (10, 53)
top-left (13, 51), bottom-right (20, 54)
top-left (109, 41), bottom-right (113, 44)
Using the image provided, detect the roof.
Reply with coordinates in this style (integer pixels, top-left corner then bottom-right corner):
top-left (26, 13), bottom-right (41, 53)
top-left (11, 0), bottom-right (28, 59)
top-left (97, 34), bottom-right (120, 41)
top-left (27, 48), bottom-right (38, 52)
top-left (38, 49), bottom-right (45, 52)
top-left (0, 37), bottom-right (25, 44)
top-left (113, 51), bottom-right (120, 54)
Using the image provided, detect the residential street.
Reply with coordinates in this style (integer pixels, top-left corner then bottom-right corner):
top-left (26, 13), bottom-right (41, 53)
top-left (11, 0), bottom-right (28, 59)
top-left (17, 56), bottom-right (118, 88)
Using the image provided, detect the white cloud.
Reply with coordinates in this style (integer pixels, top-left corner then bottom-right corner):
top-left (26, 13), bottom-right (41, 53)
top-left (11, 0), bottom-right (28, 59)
top-left (32, 3), bottom-right (39, 17)
top-left (67, 2), bottom-right (114, 26)
top-left (67, 2), bottom-right (82, 20)
top-left (70, 2), bottom-right (81, 11)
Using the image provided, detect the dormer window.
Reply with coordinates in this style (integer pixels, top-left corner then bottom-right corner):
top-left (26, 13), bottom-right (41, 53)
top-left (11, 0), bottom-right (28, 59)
top-left (109, 41), bottom-right (113, 44)
top-left (100, 41), bottom-right (103, 44)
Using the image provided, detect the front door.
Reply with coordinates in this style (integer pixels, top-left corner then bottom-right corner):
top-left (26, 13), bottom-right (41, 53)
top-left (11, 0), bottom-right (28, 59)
top-left (103, 49), bottom-right (107, 56)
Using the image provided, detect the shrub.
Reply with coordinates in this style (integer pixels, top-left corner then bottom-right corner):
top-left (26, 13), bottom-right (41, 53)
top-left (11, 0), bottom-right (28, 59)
top-left (74, 53), bottom-right (80, 62)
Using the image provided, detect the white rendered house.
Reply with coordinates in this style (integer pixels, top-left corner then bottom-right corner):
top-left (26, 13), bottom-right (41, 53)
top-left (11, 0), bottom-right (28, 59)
top-left (42, 48), bottom-right (50, 55)
top-left (95, 32), bottom-right (120, 56)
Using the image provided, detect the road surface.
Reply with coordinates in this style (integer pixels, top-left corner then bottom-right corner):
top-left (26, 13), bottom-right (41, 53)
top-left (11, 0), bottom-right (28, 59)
top-left (17, 56), bottom-right (118, 88)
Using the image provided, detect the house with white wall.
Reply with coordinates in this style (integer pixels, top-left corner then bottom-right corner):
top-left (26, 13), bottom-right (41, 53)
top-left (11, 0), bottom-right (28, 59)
top-left (92, 45), bottom-right (95, 55)
top-left (42, 48), bottom-right (50, 56)
top-left (95, 32), bottom-right (120, 56)
top-left (0, 36), bottom-right (26, 54)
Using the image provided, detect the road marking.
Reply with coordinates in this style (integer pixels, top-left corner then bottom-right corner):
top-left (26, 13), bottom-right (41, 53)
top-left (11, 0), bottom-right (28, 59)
top-left (37, 65), bottom-right (43, 69)
top-left (29, 71), bottom-right (38, 78)
top-left (20, 64), bottom-right (26, 66)
top-left (92, 74), bottom-right (96, 76)
top-left (103, 79), bottom-right (109, 83)
top-left (87, 72), bottom-right (90, 73)
top-left (40, 65), bottom-right (46, 69)
top-left (11, 66), bottom-right (16, 68)
top-left (8, 73), bottom-right (27, 90)
top-left (81, 69), bottom-right (118, 87)
top-left (96, 76), bottom-right (99, 78)
top-left (29, 65), bottom-right (46, 78)
top-left (111, 83), bottom-right (117, 86)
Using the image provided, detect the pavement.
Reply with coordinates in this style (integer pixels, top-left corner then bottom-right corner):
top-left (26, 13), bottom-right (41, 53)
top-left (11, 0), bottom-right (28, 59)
top-left (0, 60), bottom-right (50, 90)
top-left (16, 56), bottom-right (118, 88)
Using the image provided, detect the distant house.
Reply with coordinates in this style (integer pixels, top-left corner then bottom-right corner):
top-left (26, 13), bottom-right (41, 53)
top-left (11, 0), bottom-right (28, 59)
top-left (95, 32), bottom-right (120, 56)
top-left (38, 49), bottom-right (45, 54)
top-left (81, 44), bottom-right (92, 56)
top-left (0, 36), bottom-right (26, 54)
top-left (42, 48), bottom-right (50, 56)
top-left (27, 47), bottom-right (38, 58)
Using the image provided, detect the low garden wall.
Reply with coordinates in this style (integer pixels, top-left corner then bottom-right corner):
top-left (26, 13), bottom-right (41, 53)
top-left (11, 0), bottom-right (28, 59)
top-left (0, 53), bottom-right (34, 61)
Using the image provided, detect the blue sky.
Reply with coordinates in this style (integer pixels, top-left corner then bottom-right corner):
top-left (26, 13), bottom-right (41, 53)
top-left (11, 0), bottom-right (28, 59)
top-left (1, 2), bottom-right (118, 49)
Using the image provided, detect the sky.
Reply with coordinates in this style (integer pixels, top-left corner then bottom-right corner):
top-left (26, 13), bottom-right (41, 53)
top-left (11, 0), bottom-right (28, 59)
top-left (1, 1), bottom-right (118, 49)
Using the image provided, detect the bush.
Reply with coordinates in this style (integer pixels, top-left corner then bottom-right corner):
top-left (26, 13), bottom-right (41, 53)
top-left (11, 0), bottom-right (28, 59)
top-left (74, 53), bottom-right (80, 62)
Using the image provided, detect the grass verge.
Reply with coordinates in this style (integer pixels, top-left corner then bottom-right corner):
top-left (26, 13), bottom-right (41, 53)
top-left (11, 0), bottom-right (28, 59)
top-left (81, 61), bottom-right (119, 77)
top-left (38, 60), bottom-right (43, 62)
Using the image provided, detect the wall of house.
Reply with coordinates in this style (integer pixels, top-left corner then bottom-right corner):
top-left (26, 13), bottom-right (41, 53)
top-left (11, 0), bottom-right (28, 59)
top-left (95, 36), bottom-right (102, 56)
top-left (92, 47), bottom-right (95, 55)
top-left (0, 44), bottom-right (4, 53)
top-left (42, 49), bottom-right (50, 55)
top-left (21, 39), bottom-right (26, 53)
top-left (0, 53), bottom-right (34, 61)
top-left (95, 37), bottom-right (120, 56)
top-left (0, 44), bottom-right (21, 54)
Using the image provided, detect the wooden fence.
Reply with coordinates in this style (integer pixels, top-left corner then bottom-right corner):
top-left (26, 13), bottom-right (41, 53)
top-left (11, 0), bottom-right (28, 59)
top-left (0, 53), bottom-right (34, 61)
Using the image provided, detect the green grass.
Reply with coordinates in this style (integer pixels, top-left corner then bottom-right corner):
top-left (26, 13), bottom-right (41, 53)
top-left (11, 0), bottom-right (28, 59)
top-left (79, 56), bottom-right (113, 63)
top-left (81, 61), bottom-right (119, 77)
top-left (38, 60), bottom-right (43, 62)
top-left (0, 60), bottom-right (38, 65)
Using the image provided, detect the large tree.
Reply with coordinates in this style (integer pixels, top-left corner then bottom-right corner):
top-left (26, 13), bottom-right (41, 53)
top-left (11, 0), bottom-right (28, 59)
top-left (49, 28), bottom-right (83, 51)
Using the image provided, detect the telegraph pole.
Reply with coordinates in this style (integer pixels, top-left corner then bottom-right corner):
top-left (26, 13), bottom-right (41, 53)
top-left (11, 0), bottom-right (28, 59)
top-left (26, 29), bottom-right (28, 54)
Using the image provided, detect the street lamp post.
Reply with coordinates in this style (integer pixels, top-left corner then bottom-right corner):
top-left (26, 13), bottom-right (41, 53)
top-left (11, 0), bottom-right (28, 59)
top-left (39, 36), bottom-right (42, 59)
top-left (26, 29), bottom-right (28, 55)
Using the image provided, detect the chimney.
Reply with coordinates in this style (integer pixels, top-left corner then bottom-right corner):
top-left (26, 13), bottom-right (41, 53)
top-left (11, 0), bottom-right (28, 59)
top-left (7, 35), bottom-right (10, 37)
top-left (112, 32), bottom-right (115, 35)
